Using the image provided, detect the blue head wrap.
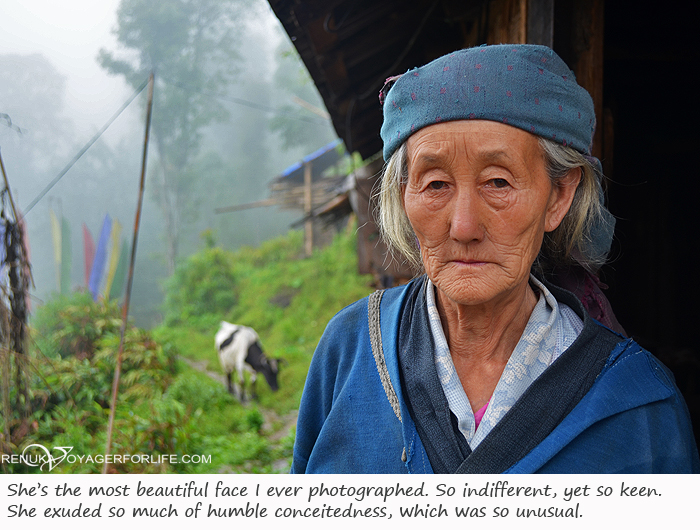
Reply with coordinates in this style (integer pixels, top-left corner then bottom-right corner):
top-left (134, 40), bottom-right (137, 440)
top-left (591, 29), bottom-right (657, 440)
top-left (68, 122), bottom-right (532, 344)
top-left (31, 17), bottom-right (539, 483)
top-left (381, 44), bottom-right (597, 159)
top-left (379, 44), bottom-right (614, 263)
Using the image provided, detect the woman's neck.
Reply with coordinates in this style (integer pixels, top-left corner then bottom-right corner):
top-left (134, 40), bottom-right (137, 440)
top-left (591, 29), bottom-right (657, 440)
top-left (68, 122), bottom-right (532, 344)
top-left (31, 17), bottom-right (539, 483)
top-left (435, 280), bottom-right (538, 412)
top-left (436, 280), bottom-right (537, 359)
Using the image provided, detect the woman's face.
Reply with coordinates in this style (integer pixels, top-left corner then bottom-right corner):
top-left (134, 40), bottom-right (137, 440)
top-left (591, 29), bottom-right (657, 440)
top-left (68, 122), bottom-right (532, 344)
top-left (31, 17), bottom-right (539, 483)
top-left (404, 120), bottom-right (577, 308)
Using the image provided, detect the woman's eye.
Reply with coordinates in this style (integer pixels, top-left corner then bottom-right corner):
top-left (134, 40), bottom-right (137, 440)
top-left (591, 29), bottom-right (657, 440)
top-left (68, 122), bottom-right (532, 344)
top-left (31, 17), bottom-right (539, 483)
top-left (428, 181), bottom-right (447, 190)
top-left (490, 178), bottom-right (509, 189)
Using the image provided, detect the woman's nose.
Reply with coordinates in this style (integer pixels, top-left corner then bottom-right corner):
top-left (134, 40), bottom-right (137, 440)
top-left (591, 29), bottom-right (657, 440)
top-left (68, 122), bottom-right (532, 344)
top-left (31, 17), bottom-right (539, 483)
top-left (449, 188), bottom-right (485, 243)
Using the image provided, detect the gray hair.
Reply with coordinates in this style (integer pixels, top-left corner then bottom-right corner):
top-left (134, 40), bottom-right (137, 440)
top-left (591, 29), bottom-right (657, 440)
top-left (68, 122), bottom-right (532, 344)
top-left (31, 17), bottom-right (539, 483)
top-left (377, 137), bottom-right (611, 273)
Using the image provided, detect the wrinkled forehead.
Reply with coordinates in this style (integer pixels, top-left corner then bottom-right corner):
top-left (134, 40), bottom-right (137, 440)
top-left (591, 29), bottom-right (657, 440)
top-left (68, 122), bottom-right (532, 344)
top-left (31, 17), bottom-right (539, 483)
top-left (406, 119), bottom-right (542, 160)
top-left (380, 44), bottom-right (596, 161)
top-left (404, 120), bottom-right (548, 181)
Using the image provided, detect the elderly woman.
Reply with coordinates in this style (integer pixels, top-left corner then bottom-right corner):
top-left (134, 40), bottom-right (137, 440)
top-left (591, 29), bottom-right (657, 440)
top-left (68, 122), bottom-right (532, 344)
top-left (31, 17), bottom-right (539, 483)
top-left (291, 44), bottom-right (699, 473)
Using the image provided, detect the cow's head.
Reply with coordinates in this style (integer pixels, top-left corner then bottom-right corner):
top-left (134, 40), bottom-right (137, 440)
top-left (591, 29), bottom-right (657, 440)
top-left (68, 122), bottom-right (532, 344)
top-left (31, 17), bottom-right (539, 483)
top-left (260, 357), bottom-right (282, 392)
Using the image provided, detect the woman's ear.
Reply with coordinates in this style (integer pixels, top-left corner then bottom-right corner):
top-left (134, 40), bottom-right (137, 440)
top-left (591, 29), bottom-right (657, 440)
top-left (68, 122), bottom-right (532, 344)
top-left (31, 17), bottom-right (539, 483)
top-left (545, 167), bottom-right (582, 232)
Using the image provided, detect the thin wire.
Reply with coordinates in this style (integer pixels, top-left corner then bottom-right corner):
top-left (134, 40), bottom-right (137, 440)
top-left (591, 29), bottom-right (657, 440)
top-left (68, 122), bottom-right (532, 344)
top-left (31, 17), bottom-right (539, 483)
top-left (159, 77), bottom-right (329, 125)
top-left (21, 78), bottom-right (150, 217)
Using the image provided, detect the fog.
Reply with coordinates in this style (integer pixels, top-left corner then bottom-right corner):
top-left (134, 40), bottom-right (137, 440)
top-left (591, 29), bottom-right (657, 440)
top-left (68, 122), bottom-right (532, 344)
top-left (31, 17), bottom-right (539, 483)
top-left (0, 0), bottom-right (337, 326)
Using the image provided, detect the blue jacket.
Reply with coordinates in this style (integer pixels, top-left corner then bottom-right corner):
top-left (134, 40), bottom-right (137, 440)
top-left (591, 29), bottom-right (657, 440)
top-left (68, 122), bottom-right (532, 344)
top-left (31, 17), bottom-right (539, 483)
top-left (292, 280), bottom-right (699, 473)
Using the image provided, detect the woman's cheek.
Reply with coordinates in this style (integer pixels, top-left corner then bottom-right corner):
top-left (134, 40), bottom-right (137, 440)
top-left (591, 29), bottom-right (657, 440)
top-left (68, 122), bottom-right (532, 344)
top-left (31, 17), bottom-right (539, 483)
top-left (403, 198), bottom-right (427, 241)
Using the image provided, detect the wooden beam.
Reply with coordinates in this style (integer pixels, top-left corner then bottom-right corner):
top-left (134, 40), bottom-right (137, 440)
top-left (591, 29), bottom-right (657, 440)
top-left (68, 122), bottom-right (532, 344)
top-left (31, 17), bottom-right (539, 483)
top-left (214, 198), bottom-right (278, 214)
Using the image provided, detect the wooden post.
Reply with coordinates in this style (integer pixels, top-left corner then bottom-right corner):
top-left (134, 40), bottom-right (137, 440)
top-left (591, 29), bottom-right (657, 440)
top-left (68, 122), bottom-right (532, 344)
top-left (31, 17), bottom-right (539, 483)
top-left (304, 161), bottom-right (313, 257)
top-left (487, 0), bottom-right (528, 44)
top-left (103, 72), bottom-right (155, 474)
top-left (527, 0), bottom-right (554, 46)
top-left (574, 0), bottom-right (605, 159)
top-left (552, 0), bottom-right (605, 158)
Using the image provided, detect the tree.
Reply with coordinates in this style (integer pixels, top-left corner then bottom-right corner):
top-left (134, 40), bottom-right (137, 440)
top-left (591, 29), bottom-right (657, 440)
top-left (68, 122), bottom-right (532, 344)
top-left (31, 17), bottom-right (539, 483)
top-left (98, 0), bottom-right (250, 273)
top-left (0, 54), bottom-right (73, 176)
top-left (269, 44), bottom-right (337, 152)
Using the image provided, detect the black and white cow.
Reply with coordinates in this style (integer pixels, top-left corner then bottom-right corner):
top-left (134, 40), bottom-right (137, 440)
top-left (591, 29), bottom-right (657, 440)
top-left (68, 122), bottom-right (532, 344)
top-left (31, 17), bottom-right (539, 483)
top-left (215, 321), bottom-right (280, 401)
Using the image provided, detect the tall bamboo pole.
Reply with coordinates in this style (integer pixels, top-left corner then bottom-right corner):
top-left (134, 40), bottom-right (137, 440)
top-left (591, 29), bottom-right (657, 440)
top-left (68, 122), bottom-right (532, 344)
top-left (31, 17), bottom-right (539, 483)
top-left (304, 161), bottom-right (313, 257)
top-left (102, 73), bottom-right (154, 474)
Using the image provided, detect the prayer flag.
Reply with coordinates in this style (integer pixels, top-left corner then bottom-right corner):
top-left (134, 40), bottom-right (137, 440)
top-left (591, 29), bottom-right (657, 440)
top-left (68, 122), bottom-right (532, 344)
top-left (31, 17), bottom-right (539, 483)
top-left (50, 209), bottom-right (61, 290)
top-left (108, 240), bottom-right (129, 300)
top-left (83, 223), bottom-right (95, 288)
top-left (60, 216), bottom-right (71, 295)
top-left (102, 219), bottom-right (122, 298)
top-left (88, 215), bottom-right (112, 300)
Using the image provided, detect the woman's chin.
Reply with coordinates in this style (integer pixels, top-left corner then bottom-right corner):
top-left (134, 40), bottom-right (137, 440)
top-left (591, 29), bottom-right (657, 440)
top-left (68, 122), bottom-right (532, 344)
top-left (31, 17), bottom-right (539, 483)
top-left (431, 264), bottom-right (526, 308)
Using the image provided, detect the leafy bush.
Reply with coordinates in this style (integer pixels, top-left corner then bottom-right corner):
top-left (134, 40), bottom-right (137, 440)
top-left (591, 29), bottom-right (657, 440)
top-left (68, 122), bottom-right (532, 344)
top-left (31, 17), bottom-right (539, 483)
top-left (95, 328), bottom-right (175, 401)
top-left (162, 247), bottom-right (239, 327)
top-left (32, 291), bottom-right (122, 360)
top-left (29, 293), bottom-right (175, 412)
top-left (3, 292), bottom-right (180, 473)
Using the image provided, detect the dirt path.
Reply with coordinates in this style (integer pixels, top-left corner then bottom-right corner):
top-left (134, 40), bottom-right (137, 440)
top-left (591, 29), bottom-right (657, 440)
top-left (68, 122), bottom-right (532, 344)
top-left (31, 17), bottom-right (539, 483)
top-left (179, 356), bottom-right (226, 385)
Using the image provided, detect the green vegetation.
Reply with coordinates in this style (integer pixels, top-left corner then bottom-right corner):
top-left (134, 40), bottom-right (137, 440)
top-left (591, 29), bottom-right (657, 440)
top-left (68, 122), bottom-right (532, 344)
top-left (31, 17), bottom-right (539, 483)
top-left (4, 226), bottom-right (373, 473)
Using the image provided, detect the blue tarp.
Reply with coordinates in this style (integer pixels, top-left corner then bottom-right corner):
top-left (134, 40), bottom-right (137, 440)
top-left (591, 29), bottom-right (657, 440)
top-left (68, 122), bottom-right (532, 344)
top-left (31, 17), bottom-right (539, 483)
top-left (277, 139), bottom-right (344, 183)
